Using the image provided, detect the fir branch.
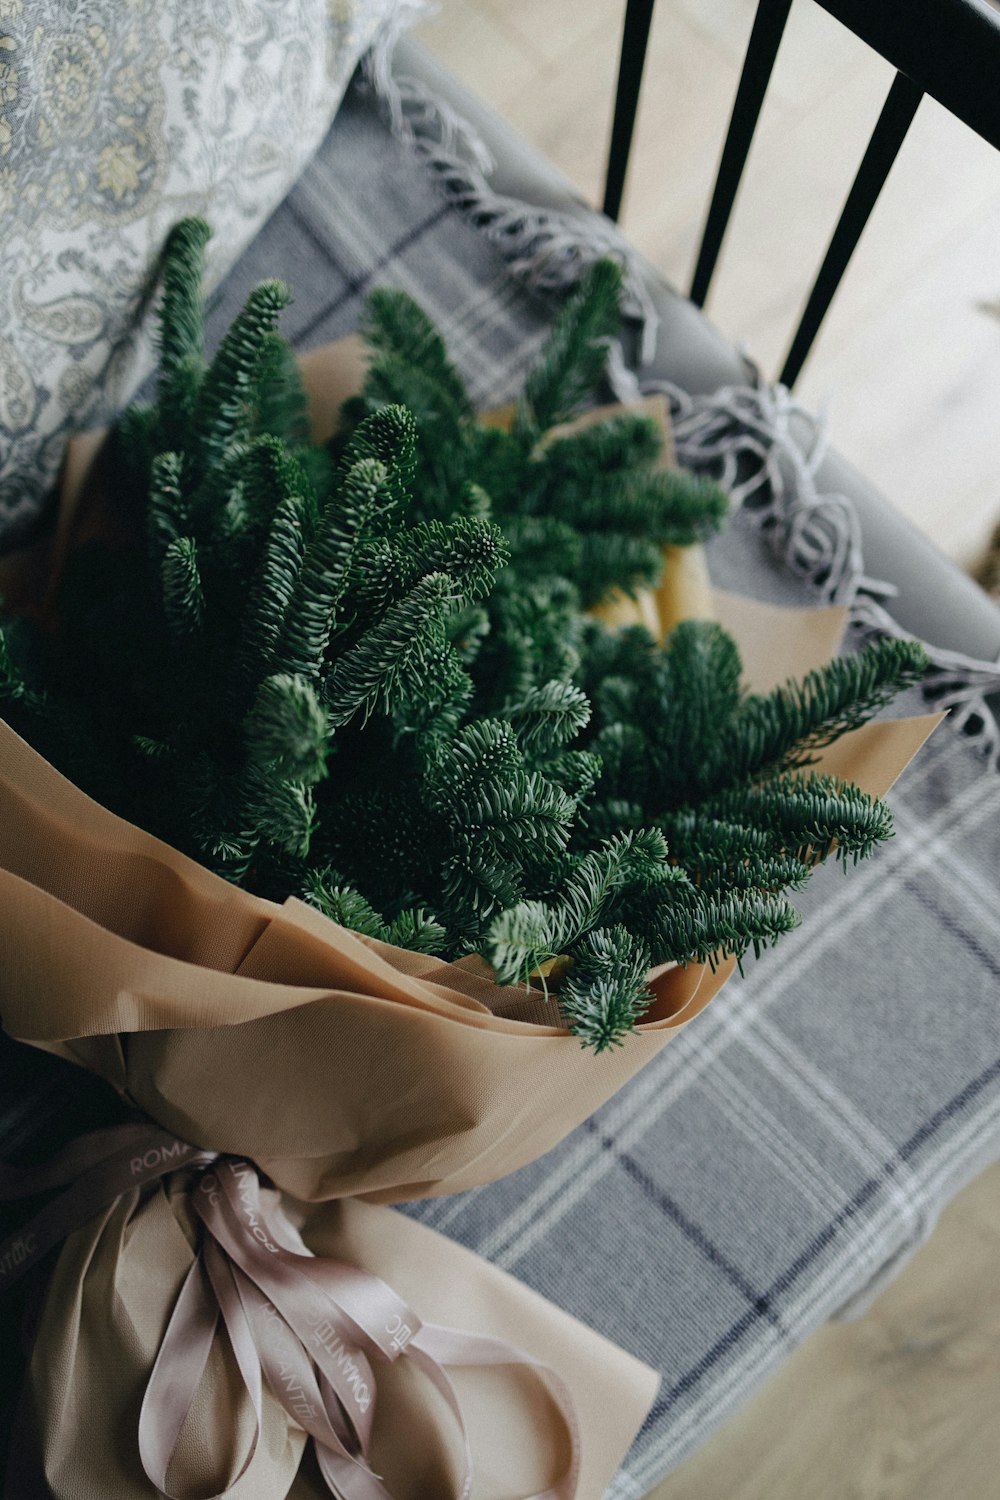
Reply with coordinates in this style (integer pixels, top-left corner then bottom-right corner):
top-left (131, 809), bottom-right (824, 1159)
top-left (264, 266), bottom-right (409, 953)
top-left (110, 403), bottom-right (159, 499)
top-left (637, 882), bottom-right (801, 969)
top-left (483, 899), bottom-right (561, 987)
top-left (425, 718), bottom-right (522, 812)
top-left (561, 926), bottom-right (653, 1052)
top-left (303, 869), bottom-right (388, 938)
top-left (245, 673), bottom-right (328, 785)
top-left (366, 353), bottom-right (467, 437)
top-left (253, 332), bottom-right (312, 450)
top-left (702, 772), bottom-right (896, 866)
top-left (364, 288), bottom-right (473, 419)
top-left (277, 456), bottom-right (388, 678)
top-left (517, 258), bottom-right (623, 437)
top-left (687, 848), bottom-right (812, 898)
top-left (705, 637), bottom-right (928, 791)
top-left (659, 812), bottom-right (772, 869)
top-left (238, 484), bottom-right (309, 689)
top-left (576, 532), bottom-right (664, 606)
top-left (161, 536), bottom-right (204, 639)
top-left (505, 678), bottom-right (592, 758)
top-left (147, 451), bottom-right (187, 562)
top-left (337, 404), bottom-right (417, 519)
top-left (579, 796), bottom-right (645, 845)
top-left (156, 217), bottom-right (211, 449)
top-left (589, 721), bottom-right (649, 794)
top-left (386, 907), bottom-right (449, 956)
top-left (456, 769), bottom-right (575, 863)
top-left (503, 515), bottom-right (582, 576)
top-left (393, 640), bottom-right (472, 750)
top-left (548, 828), bottom-right (671, 949)
top-left (194, 279), bottom-right (292, 470)
top-left (541, 412), bottom-right (664, 482)
top-left (238, 436), bottom-right (316, 543)
top-left (405, 517), bottom-right (509, 604)
top-left (543, 748), bottom-right (604, 801)
top-left (652, 621), bottom-right (744, 802)
top-left (323, 572), bottom-right (456, 727)
top-left (441, 844), bottom-right (523, 936)
top-left (448, 605), bottom-right (491, 665)
top-left (244, 769), bottom-right (316, 859)
top-left (652, 471), bottom-right (730, 546)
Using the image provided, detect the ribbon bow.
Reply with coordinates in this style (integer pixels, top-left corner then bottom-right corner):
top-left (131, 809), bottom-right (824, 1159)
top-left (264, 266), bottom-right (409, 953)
top-left (0, 1123), bottom-right (580, 1499)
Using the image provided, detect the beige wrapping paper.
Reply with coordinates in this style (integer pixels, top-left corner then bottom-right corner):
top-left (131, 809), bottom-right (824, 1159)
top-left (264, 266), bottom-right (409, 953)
top-left (0, 337), bottom-right (944, 1498)
top-left (18, 1183), bottom-right (307, 1500)
top-left (11, 1174), bottom-right (658, 1500)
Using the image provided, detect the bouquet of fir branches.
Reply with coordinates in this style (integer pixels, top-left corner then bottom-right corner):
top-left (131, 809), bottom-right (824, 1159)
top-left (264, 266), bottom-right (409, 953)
top-left (0, 220), bottom-right (938, 1499)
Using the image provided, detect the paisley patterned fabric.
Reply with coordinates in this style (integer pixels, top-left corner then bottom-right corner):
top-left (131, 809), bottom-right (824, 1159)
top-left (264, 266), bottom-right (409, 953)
top-left (0, 0), bottom-right (401, 543)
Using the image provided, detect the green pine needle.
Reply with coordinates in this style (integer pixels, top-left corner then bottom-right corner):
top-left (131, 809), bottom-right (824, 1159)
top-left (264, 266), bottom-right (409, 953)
top-left (303, 870), bottom-right (388, 938)
top-left (323, 572), bottom-right (456, 727)
top-left (505, 679), bottom-right (592, 757)
top-left (194, 279), bottom-right (293, 469)
top-left (517, 258), bottom-right (624, 437)
top-left (161, 536), bottom-right (204, 638)
top-left (245, 673), bottom-right (328, 785)
top-left (561, 926), bottom-right (653, 1052)
top-left (0, 224), bottom-right (925, 1052)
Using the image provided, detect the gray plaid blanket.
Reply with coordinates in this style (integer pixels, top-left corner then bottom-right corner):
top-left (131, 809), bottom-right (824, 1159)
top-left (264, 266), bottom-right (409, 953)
top-left (203, 74), bottom-right (1000, 1498)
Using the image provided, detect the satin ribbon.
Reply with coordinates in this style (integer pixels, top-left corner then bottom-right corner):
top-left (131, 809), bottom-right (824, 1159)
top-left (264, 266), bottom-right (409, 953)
top-left (0, 1124), bottom-right (580, 1499)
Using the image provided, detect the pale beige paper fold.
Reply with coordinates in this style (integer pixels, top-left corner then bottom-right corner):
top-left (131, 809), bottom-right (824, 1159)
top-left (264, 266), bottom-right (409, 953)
top-left (0, 336), bottom-right (943, 1499)
top-left (288, 1199), bottom-right (660, 1500)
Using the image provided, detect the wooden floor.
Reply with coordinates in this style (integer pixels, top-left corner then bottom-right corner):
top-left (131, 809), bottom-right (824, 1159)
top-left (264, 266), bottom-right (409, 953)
top-left (648, 1158), bottom-right (1000, 1500)
top-left (415, 0), bottom-right (1000, 572)
top-left (414, 6), bottom-right (1000, 1495)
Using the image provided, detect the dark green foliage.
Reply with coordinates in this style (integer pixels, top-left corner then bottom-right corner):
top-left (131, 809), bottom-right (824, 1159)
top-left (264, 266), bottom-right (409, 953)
top-left (254, 333), bottom-right (313, 450)
top-left (246, 673), bottom-right (328, 784)
top-left (324, 572), bottom-right (457, 727)
top-left (560, 927), bottom-right (653, 1054)
top-left (156, 217), bottom-right (211, 452)
top-left (347, 256), bottom-right (731, 611)
top-left (0, 217), bottom-right (928, 1051)
top-left (702, 637), bottom-right (927, 791)
top-left (161, 536), bottom-right (203, 638)
top-left (302, 870), bottom-right (389, 937)
top-left (505, 679), bottom-right (591, 757)
top-left (194, 280), bottom-right (293, 474)
top-left (517, 258), bottom-right (623, 436)
top-left (363, 289), bottom-right (473, 422)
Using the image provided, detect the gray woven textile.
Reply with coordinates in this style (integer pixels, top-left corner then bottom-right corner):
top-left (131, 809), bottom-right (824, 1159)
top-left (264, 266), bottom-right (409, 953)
top-left (203, 78), bottom-right (1000, 1498)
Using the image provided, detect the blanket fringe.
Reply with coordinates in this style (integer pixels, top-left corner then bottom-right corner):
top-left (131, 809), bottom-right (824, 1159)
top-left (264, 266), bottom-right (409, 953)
top-left (363, 42), bottom-right (659, 361)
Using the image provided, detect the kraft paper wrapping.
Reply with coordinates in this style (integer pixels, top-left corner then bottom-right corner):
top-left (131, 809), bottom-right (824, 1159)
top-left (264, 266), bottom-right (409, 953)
top-left (0, 338), bottom-right (943, 1499)
top-left (14, 1183), bottom-right (307, 1500)
top-left (9, 1176), bottom-right (657, 1500)
top-left (0, 716), bottom-right (731, 1203)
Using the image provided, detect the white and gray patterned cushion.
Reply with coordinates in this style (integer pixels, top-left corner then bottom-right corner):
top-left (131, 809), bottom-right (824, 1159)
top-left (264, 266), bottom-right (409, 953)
top-left (0, 0), bottom-right (402, 543)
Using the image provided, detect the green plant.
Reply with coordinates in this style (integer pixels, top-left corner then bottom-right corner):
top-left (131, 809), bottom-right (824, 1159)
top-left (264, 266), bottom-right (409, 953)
top-left (0, 220), bottom-right (927, 1050)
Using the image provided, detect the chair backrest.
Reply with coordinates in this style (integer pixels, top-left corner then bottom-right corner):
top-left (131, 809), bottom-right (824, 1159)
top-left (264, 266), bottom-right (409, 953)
top-left (603, 0), bottom-right (1000, 387)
